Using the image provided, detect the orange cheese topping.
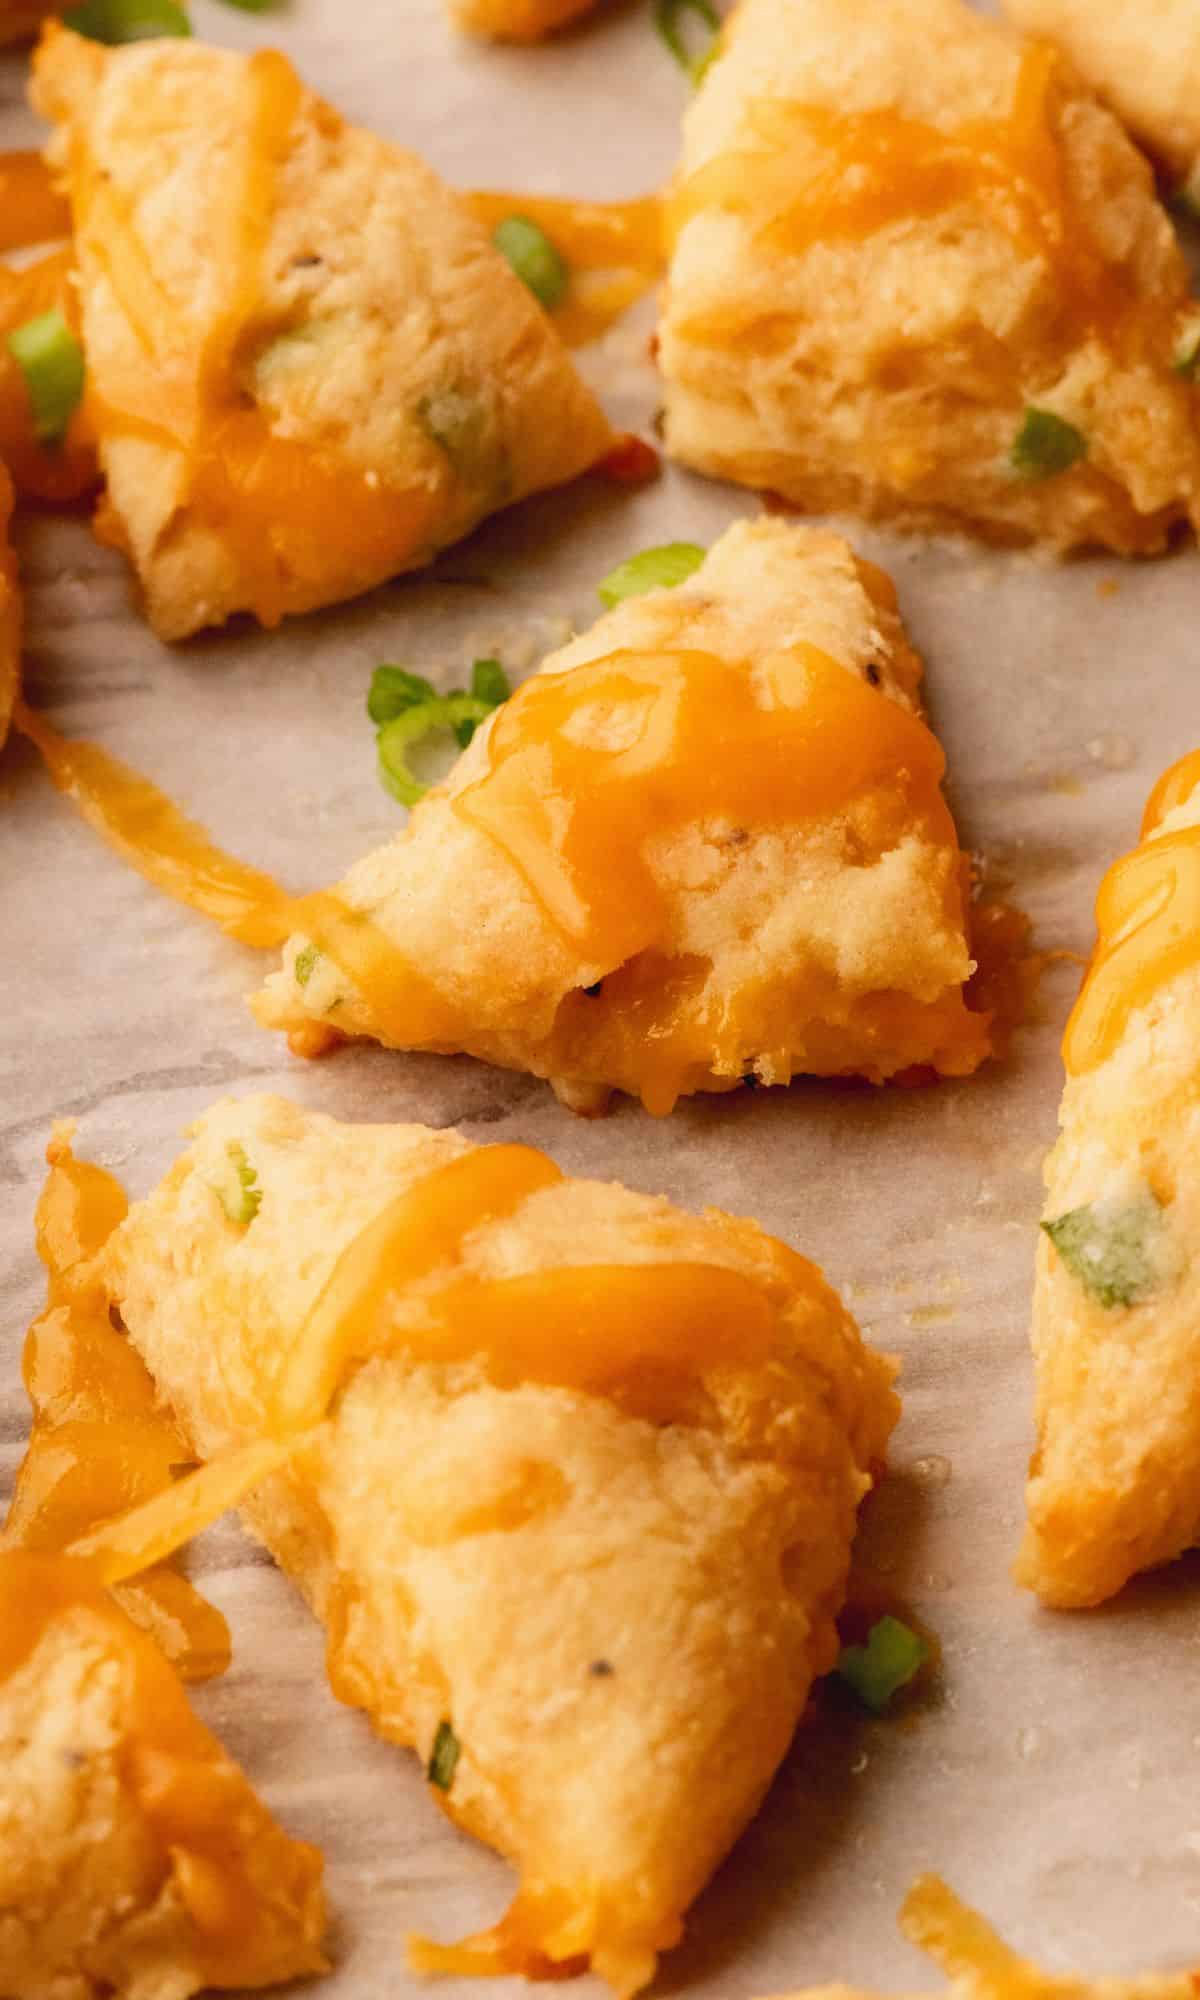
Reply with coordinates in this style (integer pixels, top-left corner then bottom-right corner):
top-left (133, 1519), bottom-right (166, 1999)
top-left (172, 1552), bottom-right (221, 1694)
top-left (463, 190), bottom-right (663, 346)
top-left (0, 148), bottom-right (70, 253)
top-left (3, 1131), bottom-right (230, 1681)
top-left (14, 700), bottom-right (452, 1045)
top-left (0, 245), bottom-right (97, 502)
top-left (668, 44), bottom-right (1154, 359)
top-left (1063, 750), bottom-right (1200, 1075)
top-left (0, 1549), bottom-right (325, 1989)
top-left (271, 1139), bottom-right (804, 1433)
top-left (457, 645), bottom-right (951, 964)
top-left (53, 33), bottom-right (434, 627)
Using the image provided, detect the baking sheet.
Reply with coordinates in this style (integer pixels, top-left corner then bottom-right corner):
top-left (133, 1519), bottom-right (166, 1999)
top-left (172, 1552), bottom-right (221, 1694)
top-left (4, 1), bottom-right (1200, 1989)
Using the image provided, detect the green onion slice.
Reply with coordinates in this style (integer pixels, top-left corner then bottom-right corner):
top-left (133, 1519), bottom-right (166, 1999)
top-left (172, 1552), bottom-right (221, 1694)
top-left (492, 216), bottom-right (569, 312)
top-left (369, 658), bottom-right (511, 806)
top-left (1010, 407), bottom-right (1087, 480)
top-left (654, 0), bottom-right (720, 83)
top-left (837, 1615), bottom-right (928, 1714)
top-left (597, 540), bottom-right (706, 607)
top-left (1042, 1189), bottom-right (1164, 1310)
top-left (6, 311), bottom-right (85, 446)
top-left (294, 942), bottom-right (320, 988)
top-left (427, 1720), bottom-right (461, 1791)
top-left (367, 664), bottom-right (439, 725)
top-left (63, 0), bottom-right (191, 40)
top-left (206, 1142), bottom-right (262, 1227)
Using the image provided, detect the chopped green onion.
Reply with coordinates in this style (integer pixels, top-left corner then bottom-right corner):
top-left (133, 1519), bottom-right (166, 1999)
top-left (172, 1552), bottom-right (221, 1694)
top-left (654, 0), bottom-right (720, 83)
top-left (369, 657), bottom-right (511, 806)
top-left (1010, 407), bottom-right (1087, 480)
top-left (470, 657), bottom-right (511, 707)
top-left (63, 0), bottom-right (191, 39)
top-left (427, 1720), bottom-right (461, 1791)
top-left (837, 1615), bottom-right (928, 1714)
top-left (1042, 1190), bottom-right (1164, 1310)
top-left (492, 216), bottom-right (569, 312)
top-left (597, 541), bottom-right (706, 607)
top-left (206, 1142), bottom-right (262, 1227)
top-left (367, 664), bottom-right (439, 725)
top-left (294, 942), bottom-right (320, 988)
top-left (6, 311), bottom-right (85, 446)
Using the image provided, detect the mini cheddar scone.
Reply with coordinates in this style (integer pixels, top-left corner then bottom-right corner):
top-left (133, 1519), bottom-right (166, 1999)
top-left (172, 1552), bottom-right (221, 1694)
top-left (762, 1870), bottom-right (1198, 2000)
top-left (448, 0), bottom-right (601, 41)
top-left (99, 1092), bottom-right (900, 1995)
top-left (659, 0), bottom-right (1200, 554)
top-left (1003, 0), bottom-right (1200, 195)
top-left (254, 517), bottom-right (997, 1116)
top-left (29, 27), bottom-right (613, 642)
top-left (1017, 751), bottom-right (1200, 1608)
top-left (0, 1493), bottom-right (328, 1999)
top-left (0, 463), bottom-right (18, 749)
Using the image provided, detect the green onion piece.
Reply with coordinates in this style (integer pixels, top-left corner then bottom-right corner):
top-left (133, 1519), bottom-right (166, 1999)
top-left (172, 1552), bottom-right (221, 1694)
top-left (470, 657), bottom-right (511, 707)
top-left (837, 1615), bottom-right (928, 1714)
top-left (367, 664), bottom-right (439, 725)
top-left (427, 1720), bottom-right (461, 1791)
top-left (294, 942), bottom-right (320, 988)
top-left (377, 695), bottom-right (493, 806)
top-left (206, 1142), bottom-right (262, 1227)
top-left (597, 541), bottom-right (706, 607)
top-left (1010, 407), bottom-right (1087, 480)
top-left (6, 311), bottom-right (85, 446)
top-left (654, 0), bottom-right (720, 83)
top-left (63, 0), bottom-right (191, 40)
top-left (492, 216), bottom-right (569, 312)
top-left (1042, 1190), bottom-right (1163, 1310)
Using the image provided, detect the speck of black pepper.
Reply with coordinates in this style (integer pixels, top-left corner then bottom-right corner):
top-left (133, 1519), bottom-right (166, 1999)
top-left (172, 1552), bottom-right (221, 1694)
top-left (589, 1658), bottom-right (615, 1678)
top-left (582, 981), bottom-right (603, 998)
top-left (864, 661), bottom-right (882, 687)
top-left (741, 1071), bottom-right (760, 1090)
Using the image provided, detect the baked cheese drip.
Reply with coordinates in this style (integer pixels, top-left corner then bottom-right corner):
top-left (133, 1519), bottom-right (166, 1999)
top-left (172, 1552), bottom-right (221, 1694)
top-left (2, 1126), bottom-right (233, 1679)
top-left (462, 192), bottom-right (663, 345)
top-left (1018, 751), bottom-right (1200, 1606)
top-left (764, 1870), bottom-right (1199, 2000)
top-left (0, 1463), bottom-right (326, 1999)
top-left (447, 0), bottom-right (600, 40)
top-left (255, 517), bottom-right (1000, 1115)
top-left (100, 1092), bottom-right (899, 1996)
top-left (0, 147), bottom-right (70, 250)
top-left (1003, 0), bottom-right (1200, 192)
top-left (0, 464), bottom-right (17, 752)
top-left (30, 26), bottom-right (612, 641)
top-left (659, 0), bottom-right (1200, 554)
top-left (0, 247), bottom-right (98, 503)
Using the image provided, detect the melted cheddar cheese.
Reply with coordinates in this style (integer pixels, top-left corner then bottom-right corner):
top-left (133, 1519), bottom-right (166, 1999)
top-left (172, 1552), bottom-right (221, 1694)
top-left (463, 190), bottom-right (663, 346)
top-left (1063, 749), bottom-right (1200, 1074)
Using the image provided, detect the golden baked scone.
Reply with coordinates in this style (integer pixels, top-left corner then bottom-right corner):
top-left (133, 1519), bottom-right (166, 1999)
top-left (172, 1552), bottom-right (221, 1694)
top-left (0, 463), bottom-right (18, 750)
top-left (99, 1092), bottom-right (900, 1996)
top-left (448, 0), bottom-right (600, 40)
top-left (30, 26), bottom-right (613, 642)
top-left (1017, 751), bottom-right (1200, 1607)
top-left (0, 1471), bottom-right (328, 2000)
top-left (253, 517), bottom-right (998, 1115)
top-left (659, 0), bottom-right (1200, 554)
top-left (762, 1870), bottom-right (1198, 2000)
top-left (1003, 0), bottom-right (1200, 193)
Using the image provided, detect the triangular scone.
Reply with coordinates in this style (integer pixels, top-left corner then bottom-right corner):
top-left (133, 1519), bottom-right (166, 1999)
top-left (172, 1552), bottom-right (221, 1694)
top-left (254, 517), bottom-right (995, 1116)
top-left (759, 1872), bottom-right (1198, 2000)
top-left (30, 27), bottom-right (613, 642)
top-left (659, 0), bottom-right (1200, 553)
top-left (448, 0), bottom-right (601, 40)
top-left (0, 1544), bottom-right (327, 2000)
top-left (1017, 753), bottom-right (1200, 1607)
top-left (1003, 0), bottom-right (1200, 195)
top-left (100, 1093), bottom-right (899, 1996)
top-left (0, 464), bottom-right (18, 749)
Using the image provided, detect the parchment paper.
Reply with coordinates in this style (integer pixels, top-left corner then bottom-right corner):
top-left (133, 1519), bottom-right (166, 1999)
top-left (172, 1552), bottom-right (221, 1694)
top-left (4, 2), bottom-right (1200, 1990)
